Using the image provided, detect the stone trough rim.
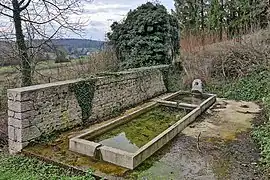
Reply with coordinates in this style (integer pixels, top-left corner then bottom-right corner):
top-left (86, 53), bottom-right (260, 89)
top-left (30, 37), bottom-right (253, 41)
top-left (69, 91), bottom-right (217, 169)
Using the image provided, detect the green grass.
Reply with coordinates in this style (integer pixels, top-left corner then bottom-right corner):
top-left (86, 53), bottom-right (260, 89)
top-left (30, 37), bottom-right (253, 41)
top-left (206, 71), bottom-right (270, 101)
top-left (252, 96), bottom-right (270, 166)
top-left (0, 153), bottom-right (95, 180)
top-left (0, 58), bottom-right (91, 75)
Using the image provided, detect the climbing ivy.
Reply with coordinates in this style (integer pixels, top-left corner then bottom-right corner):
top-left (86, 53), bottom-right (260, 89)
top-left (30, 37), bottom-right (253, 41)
top-left (70, 79), bottom-right (96, 124)
top-left (107, 2), bottom-right (180, 69)
top-left (161, 65), bottom-right (183, 92)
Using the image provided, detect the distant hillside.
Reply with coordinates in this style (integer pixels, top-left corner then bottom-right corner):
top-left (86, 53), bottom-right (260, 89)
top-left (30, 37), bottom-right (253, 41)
top-left (52, 39), bottom-right (104, 48)
top-left (44, 39), bottom-right (105, 57)
top-left (51, 39), bottom-right (104, 53)
top-left (0, 39), bottom-right (105, 66)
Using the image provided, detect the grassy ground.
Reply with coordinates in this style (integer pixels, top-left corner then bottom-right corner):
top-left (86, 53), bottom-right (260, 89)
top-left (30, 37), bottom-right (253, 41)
top-left (0, 58), bottom-right (90, 75)
top-left (0, 153), bottom-right (96, 180)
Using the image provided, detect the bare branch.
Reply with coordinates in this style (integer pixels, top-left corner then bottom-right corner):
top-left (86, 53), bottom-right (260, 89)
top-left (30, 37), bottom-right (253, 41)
top-left (0, 2), bottom-right (14, 11)
top-left (0, 0), bottom-right (93, 86)
top-left (19, 0), bottom-right (26, 6)
top-left (19, 0), bottom-right (32, 11)
top-left (20, 14), bottom-right (61, 25)
top-left (0, 11), bottom-right (13, 18)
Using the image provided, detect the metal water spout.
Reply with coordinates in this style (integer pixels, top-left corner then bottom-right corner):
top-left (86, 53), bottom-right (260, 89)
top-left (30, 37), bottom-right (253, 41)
top-left (191, 79), bottom-right (203, 95)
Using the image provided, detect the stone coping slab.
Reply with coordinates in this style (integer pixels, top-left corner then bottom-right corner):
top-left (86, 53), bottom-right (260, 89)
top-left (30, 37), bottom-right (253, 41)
top-left (69, 91), bottom-right (216, 169)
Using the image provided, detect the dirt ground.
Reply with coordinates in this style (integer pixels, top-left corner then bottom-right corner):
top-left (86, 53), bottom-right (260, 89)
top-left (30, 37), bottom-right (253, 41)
top-left (129, 99), bottom-right (268, 180)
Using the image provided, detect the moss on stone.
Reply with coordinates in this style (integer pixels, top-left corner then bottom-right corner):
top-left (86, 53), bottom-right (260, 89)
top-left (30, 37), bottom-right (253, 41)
top-left (61, 110), bottom-right (70, 127)
top-left (161, 64), bottom-right (183, 92)
top-left (25, 128), bottom-right (128, 176)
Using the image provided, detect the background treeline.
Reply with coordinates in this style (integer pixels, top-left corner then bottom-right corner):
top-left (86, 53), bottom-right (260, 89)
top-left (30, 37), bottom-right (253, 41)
top-left (0, 39), bottom-right (104, 66)
top-left (174, 0), bottom-right (270, 50)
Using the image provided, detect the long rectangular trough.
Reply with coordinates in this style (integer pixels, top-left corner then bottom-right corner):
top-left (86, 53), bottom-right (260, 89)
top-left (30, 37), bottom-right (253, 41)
top-left (69, 91), bottom-right (216, 169)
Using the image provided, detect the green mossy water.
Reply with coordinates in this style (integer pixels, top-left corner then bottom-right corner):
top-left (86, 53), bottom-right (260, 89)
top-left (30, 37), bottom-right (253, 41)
top-left (89, 106), bottom-right (188, 152)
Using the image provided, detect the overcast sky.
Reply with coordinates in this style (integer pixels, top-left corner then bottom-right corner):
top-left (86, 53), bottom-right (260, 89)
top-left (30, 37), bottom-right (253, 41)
top-left (0, 0), bottom-right (174, 41)
top-left (80, 0), bottom-right (174, 40)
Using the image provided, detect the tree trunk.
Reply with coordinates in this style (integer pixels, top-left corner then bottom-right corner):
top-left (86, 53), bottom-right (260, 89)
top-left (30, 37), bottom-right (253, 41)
top-left (201, 0), bottom-right (205, 45)
top-left (219, 0), bottom-right (224, 41)
top-left (12, 0), bottom-right (32, 87)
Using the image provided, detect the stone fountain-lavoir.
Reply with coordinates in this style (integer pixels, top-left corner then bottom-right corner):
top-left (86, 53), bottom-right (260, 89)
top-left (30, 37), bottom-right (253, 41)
top-left (69, 90), bottom-right (216, 169)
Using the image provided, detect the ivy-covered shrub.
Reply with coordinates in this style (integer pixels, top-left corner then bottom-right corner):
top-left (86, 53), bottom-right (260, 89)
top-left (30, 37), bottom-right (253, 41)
top-left (107, 2), bottom-right (180, 69)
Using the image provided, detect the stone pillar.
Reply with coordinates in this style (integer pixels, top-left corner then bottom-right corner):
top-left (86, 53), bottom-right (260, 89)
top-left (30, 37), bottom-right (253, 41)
top-left (7, 89), bottom-right (41, 154)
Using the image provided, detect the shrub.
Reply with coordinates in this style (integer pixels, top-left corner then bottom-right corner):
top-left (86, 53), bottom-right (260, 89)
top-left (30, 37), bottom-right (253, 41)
top-left (181, 29), bottom-right (270, 86)
top-left (107, 2), bottom-right (180, 69)
top-left (223, 71), bottom-right (270, 101)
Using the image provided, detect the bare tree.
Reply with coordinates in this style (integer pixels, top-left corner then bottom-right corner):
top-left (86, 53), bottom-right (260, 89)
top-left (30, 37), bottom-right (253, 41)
top-left (0, 0), bottom-right (91, 86)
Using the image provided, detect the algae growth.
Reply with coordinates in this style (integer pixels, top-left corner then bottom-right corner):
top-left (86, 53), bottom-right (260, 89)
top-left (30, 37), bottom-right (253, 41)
top-left (24, 128), bottom-right (128, 177)
top-left (88, 106), bottom-right (188, 152)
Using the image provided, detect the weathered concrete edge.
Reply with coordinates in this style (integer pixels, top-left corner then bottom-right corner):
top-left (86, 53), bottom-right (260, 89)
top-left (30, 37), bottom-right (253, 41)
top-left (68, 92), bottom-right (183, 164)
top-left (98, 146), bottom-right (134, 170)
top-left (200, 94), bottom-right (217, 112)
top-left (131, 107), bottom-right (201, 169)
top-left (7, 78), bottom-right (88, 93)
top-left (69, 92), bottom-right (216, 169)
top-left (73, 92), bottom-right (182, 140)
top-left (131, 94), bottom-right (216, 169)
top-left (155, 100), bottom-right (198, 109)
top-left (7, 65), bottom-right (170, 93)
top-left (69, 138), bottom-right (101, 157)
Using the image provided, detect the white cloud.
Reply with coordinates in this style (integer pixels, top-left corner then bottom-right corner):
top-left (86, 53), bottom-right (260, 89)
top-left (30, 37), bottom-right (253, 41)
top-left (0, 0), bottom-right (174, 40)
top-left (76, 0), bottom-right (175, 40)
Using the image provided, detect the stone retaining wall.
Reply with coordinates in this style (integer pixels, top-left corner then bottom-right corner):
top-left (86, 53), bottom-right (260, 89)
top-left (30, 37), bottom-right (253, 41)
top-left (7, 65), bottom-right (169, 153)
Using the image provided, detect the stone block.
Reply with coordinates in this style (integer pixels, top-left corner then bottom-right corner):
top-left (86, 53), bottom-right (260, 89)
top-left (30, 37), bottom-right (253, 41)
top-left (14, 111), bottom-right (34, 120)
top-left (8, 100), bottom-right (34, 113)
top-left (14, 127), bottom-right (22, 142)
top-left (8, 110), bottom-right (15, 118)
top-left (9, 140), bottom-right (22, 154)
top-left (8, 117), bottom-right (30, 129)
top-left (8, 100), bottom-right (21, 112)
top-left (20, 91), bottom-right (36, 101)
top-left (8, 125), bottom-right (23, 142)
top-left (8, 126), bottom-right (15, 141)
top-left (69, 138), bottom-right (101, 157)
top-left (22, 126), bottom-right (41, 142)
top-left (7, 91), bottom-right (21, 101)
top-left (9, 139), bottom-right (29, 154)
